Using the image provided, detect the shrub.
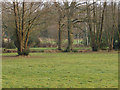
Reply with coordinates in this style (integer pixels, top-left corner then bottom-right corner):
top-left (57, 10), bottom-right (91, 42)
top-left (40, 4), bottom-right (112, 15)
top-left (23, 48), bottom-right (30, 55)
top-left (92, 44), bottom-right (98, 51)
top-left (100, 41), bottom-right (108, 50)
top-left (18, 48), bottom-right (30, 56)
top-left (113, 40), bottom-right (119, 50)
top-left (72, 49), bottom-right (78, 52)
top-left (5, 41), bottom-right (16, 49)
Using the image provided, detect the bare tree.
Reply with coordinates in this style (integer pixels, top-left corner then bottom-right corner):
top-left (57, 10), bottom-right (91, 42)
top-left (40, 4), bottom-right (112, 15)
top-left (86, 1), bottom-right (107, 51)
top-left (54, 2), bottom-right (65, 50)
top-left (12, 1), bottom-right (44, 55)
top-left (64, 1), bottom-right (77, 52)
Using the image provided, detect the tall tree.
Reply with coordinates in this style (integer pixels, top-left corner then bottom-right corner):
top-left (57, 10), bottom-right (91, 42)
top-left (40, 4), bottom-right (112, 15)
top-left (64, 1), bottom-right (77, 52)
top-left (86, 1), bottom-right (107, 51)
top-left (13, 2), bottom-right (44, 55)
top-left (54, 2), bottom-right (65, 50)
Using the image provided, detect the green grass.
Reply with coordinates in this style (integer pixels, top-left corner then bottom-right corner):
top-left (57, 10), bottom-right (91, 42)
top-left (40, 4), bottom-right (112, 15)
top-left (3, 47), bottom-right (91, 51)
top-left (2, 52), bottom-right (118, 88)
top-left (30, 47), bottom-right (91, 51)
top-left (30, 47), bottom-right (56, 50)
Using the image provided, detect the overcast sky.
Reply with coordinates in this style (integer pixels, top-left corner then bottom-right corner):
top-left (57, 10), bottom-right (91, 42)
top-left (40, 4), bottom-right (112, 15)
top-left (1, 0), bottom-right (120, 3)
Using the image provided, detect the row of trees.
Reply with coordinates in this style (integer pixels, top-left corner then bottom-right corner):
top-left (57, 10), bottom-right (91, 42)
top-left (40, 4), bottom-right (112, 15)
top-left (2, 0), bottom-right (119, 55)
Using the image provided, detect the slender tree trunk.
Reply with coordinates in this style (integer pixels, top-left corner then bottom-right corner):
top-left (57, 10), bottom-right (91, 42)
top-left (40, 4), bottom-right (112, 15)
top-left (87, 2), bottom-right (98, 51)
top-left (13, 2), bottom-right (20, 53)
top-left (109, 2), bottom-right (116, 50)
top-left (98, 2), bottom-right (107, 49)
top-left (111, 25), bottom-right (115, 50)
top-left (25, 31), bottom-right (30, 49)
top-left (54, 2), bottom-right (62, 50)
top-left (22, 2), bottom-right (25, 50)
top-left (58, 19), bottom-right (62, 50)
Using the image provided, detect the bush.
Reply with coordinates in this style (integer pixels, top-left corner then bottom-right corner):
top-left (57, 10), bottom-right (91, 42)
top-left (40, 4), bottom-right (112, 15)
top-left (3, 41), bottom-right (16, 49)
top-left (23, 48), bottom-right (30, 55)
top-left (18, 48), bottom-right (30, 56)
top-left (72, 49), bottom-right (78, 52)
top-left (100, 41), bottom-right (108, 50)
top-left (113, 40), bottom-right (119, 50)
top-left (92, 44), bottom-right (98, 51)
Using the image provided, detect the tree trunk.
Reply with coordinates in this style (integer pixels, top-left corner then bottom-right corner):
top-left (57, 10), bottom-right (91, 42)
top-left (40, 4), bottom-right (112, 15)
top-left (66, 15), bottom-right (73, 52)
top-left (98, 2), bottom-right (106, 49)
top-left (65, 2), bottom-right (75, 52)
top-left (58, 20), bottom-right (62, 50)
top-left (87, 2), bottom-right (98, 51)
top-left (13, 2), bottom-right (29, 56)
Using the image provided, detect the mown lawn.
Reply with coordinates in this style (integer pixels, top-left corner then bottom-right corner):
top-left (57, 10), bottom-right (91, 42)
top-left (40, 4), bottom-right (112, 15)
top-left (2, 52), bottom-right (118, 88)
top-left (2, 47), bottom-right (92, 51)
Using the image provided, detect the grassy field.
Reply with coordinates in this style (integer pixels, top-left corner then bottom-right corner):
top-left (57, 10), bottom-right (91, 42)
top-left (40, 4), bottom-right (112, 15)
top-left (2, 47), bottom-right (92, 52)
top-left (2, 52), bottom-right (118, 88)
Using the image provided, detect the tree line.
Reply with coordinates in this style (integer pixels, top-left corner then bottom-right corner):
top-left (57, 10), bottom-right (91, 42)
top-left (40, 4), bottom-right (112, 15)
top-left (2, 0), bottom-right (119, 56)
